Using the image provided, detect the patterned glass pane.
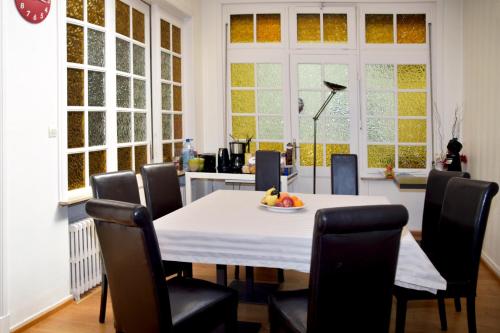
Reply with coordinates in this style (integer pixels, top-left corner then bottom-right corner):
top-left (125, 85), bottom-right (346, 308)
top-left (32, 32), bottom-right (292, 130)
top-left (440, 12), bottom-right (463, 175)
top-left (399, 145), bottom-right (426, 169)
top-left (231, 63), bottom-right (254, 87)
top-left (133, 45), bottom-right (145, 76)
top-left (248, 142), bottom-right (257, 154)
top-left (134, 145), bottom-right (148, 173)
top-left (115, 0), bottom-right (130, 37)
top-left (367, 145), bottom-right (395, 168)
top-left (67, 112), bottom-right (84, 148)
top-left (174, 142), bottom-right (183, 157)
top-left (299, 91), bottom-right (322, 116)
top-left (259, 142), bottom-right (283, 152)
top-left (230, 14), bottom-right (254, 43)
top-left (162, 114), bottom-right (172, 140)
top-left (324, 64), bottom-right (348, 87)
top-left (161, 52), bottom-right (171, 80)
top-left (298, 64), bottom-right (321, 89)
top-left (161, 83), bottom-right (171, 110)
top-left (117, 112), bottom-right (131, 143)
top-left (299, 117), bottom-right (314, 142)
top-left (89, 150), bottom-right (107, 177)
top-left (173, 56), bottom-right (181, 83)
top-left (367, 92), bottom-right (395, 117)
top-left (133, 79), bottom-right (146, 109)
top-left (172, 25), bottom-right (181, 54)
top-left (67, 0), bottom-right (83, 20)
top-left (257, 14), bottom-right (281, 43)
top-left (88, 71), bottom-right (105, 106)
top-left (116, 38), bottom-right (130, 72)
top-left (88, 29), bottom-right (105, 67)
top-left (257, 64), bottom-right (281, 88)
top-left (320, 117), bottom-right (350, 142)
top-left (88, 0), bottom-right (105, 27)
top-left (398, 92), bottom-right (426, 116)
top-left (116, 75), bottom-right (130, 108)
top-left (259, 116), bottom-right (283, 140)
top-left (118, 147), bottom-right (132, 171)
top-left (232, 116), bottom-right (256, 139)
top-left (258, 91), bottom-right (282, 115)
top-left (365, 14), bottom-right (394, 43)
top-left (68, 153), bottom-right (85, 190)
top-left (366, 64), bottom-right (394, 90)
top-left (324, 91), bottom-right (349, 117)
top-left (132, 9), bottom-right (145, 43)
top-left (231, 90), bottom-right (255, 114)
top-left (297, 14), bottom-right (320, 42)
top-left (326, 144), bottom-right (350, 167)
top-left (398, 65), bottom-right (426, 89)
top-left (163, 144), bottom-right (173, 162)
top-left (397, 14), bottom-right (426, 44)
top-left (173, 86), bottom-right (182, 111)
top-left (367, 118), bottom-right (395, 143)
top-left (67, 68), bottom-right (84, 106)
top-left (398, 119), bottom-right (426, 143)
top-left (88, 111), bottom-right (106, 146)
top-left (300, 144), bottom-right (323, 166)
top-left (67, 24), bottom-right (84, 64)
top-left (324, 14), bottom-right (348, 43)
top-left (161, 20), bottom-right (170, 50)
top-left (174, 115), bottom-right (183, 139)
top-left (134, 112), bottom-right (146, 142)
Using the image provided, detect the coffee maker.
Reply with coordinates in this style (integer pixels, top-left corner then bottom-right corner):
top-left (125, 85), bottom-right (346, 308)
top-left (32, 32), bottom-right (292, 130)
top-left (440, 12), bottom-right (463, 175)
top-left (229, 141), bottom-right (246, 173)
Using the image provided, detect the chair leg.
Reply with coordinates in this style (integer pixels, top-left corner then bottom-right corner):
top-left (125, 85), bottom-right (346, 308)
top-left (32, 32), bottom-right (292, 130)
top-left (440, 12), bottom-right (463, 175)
top-left (395, 298), bottom-right (408, 333)
top-left (466, 296), bottom-right (477, 333)
top-left (99, 274), bottom-right (108, 323)
top-left (234, 266), bottom-right (240, 280)
top-left (183, 263), bottom-right (193, 278)
top-left (277, 268), bottom-right (285, 283)
top-left (438, 296), bottom-right (448, 331)
top-left (454, 297), bottom-right (462, 312)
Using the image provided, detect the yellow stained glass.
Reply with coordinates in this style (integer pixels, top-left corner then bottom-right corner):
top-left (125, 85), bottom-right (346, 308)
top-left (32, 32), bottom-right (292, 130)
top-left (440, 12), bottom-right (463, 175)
top-left (398, 119), bottom-right (427, 143)
top-left (89, 150), bottom-right (107, 177)
top-left (161, 20), bottom-right (170, 50)
top-left (398, 65), bottom-right (426, 89)
top-left (163, 144), bottom-right (173, 163)
top-left (231, 63), bottom-right (255, 87)
top-left (173, 86), bottom-right (182, 111)
top-left (231, 14), bottom-right (254, 43)
top-left (398, 92), bottom-right (426, 116)
top-left (397, 14), bottom-right (426, 44)
top-left (118, 147), bottom-right (132, 171)
top-left (173, 56), bottom-right (181, 83)
top-left (116, 0), bottom-right (130, 37)
top-left (67, 68), bottom-right (84, 106)
top-left (172, 25), bottom-right (181, 54)
top-left (231, 90), bottom-right (255, 114)
top-left (326, 144), bottom-right (350, 166)
top-left (67, 24), bottom-right (84, 64)
top-left (68, 112), bottom-right (84, 149)
top-left (132, 9), bottom-right (145, 43)
top-left (368, 145), bottom-right (395, 168)
top-left (300, 144), bottom-right (323, 166)
top-left (324, 14), bottom-right (348, 43)
top-left (399, 145), bottom-right (426, 169)
top-left (67, 0), bottom-right (83, 20)
top-left (259, 142), bottom-right (283, 152)
top-left (232, 116), bottom-right (256, 139)
top-left (174, 115), bottom-right (182, 140)
top-left (365, 14), bottom-right (394, 44)
top-left (134, 145), bottom-right (148, 173)
top-left (88, 0), bottom-right (105, 27)
top-left (248, 142), bottom-right (257, 154)
top-left (297, 14), bottom-right (320, 42)
top-left (68, 153), bottom-right (85, 190)
top-left (257, 14), bottom-right (281, 43)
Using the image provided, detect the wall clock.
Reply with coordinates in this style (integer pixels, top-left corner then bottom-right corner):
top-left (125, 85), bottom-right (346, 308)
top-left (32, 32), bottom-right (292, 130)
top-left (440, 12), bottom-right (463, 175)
top-left (15, 0), bottom-right (51, 24)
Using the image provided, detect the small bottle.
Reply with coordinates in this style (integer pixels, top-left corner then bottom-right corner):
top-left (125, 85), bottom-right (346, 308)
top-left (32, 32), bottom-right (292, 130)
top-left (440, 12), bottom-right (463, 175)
top-left (182, 139), bottom-right (194, 171)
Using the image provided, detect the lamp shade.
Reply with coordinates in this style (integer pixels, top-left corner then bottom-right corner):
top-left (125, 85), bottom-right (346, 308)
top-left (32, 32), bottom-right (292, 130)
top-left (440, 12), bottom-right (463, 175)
top-left (323, 81), bottom-right (347, 91)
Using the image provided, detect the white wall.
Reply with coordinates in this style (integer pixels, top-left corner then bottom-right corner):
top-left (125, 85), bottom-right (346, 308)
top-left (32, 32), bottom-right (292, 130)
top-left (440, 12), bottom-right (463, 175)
top-left (463, 0), bottom-right (500, 276)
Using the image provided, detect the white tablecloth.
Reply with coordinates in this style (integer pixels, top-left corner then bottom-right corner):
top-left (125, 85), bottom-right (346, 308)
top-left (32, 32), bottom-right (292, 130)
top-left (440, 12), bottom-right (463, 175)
top-left (154, 190), bottom-right (446, 294)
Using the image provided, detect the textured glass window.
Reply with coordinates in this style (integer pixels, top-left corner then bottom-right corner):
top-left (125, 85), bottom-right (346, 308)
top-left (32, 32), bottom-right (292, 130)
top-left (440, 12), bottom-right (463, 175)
top-left (116, 38), bottom-right (130, 73)
top-left (297, 14), bottom-right (320, 42)
top-left (367, 92), bottom-right (395, 117)
top-left (116, 0), bottom-right (130, 37)
top-left (367, 118), bottom-right (395, 143)
top-left (67, 68), bottom-right (84, 106)
top-left (257, 64), bottom-right (281, 88)
top-left (326, 144), bottom-right (350, 167)
top-left (398, 92), bottom-right (426, 116)
top-left (259, 142), bottom-right (283, 152)
top-left (172, 25), bottom-right (181, 54)
top-left (230, 14), bottom-right (254, 43)
top-left (397, 65), bottom-right (426, 89)
top-left (173, 56), bottom-right (181, 83)
top-left (231, 63), bottom-right (254, 87)
top-left (134, 112), bottom-right (146, 142)
top-left (161, 52), bottom-right (171, 80)
top-left (398, 119), bottom-right (426, 143)
top-left (232, 116), bottom-right (256, 139)
top-left (323, 14), bottom-right (348, 43)
top-left (299, 118), bottom-right (314, 142)
top-left (161, 83), bottom-right (171, 110)
top-left (399, 146), bottom-right (426, 168)
top-left (67, 0), bottom-right (83, 21)
top-left (231, 90), bottom-right (255, 114)
top-left (298, 64), bottom-right (322, 89)
top-left (133, 79), bottom-right (146, 109)
top-left (88, 29), bottom-right (105, 67)
top-left (325, 92), bottom-right (349, 117)
top-left (300, 144), bottom-right (323, 166)
top-left (174, 115), bottom-right (183, 139)
top-left (134, 145), bottom-right (147, 173)
top-left (397, 14), bottom-right (426, 44)
top-left (88, 71), bottom-right (106, 106)
top-left (132, 9), bottom-right (145, 43)
top-left (320, 118), bottom-right (350, 142)
top-left (89, 150), bottom-right (107, 177)
top-left (161, 20), bottom-right (170, 50)
top-left (367, 145), bottom-right (395, 168)
top-left (365, 14), bottom-right (394, 43)
top-left (366, 64), bottom-right (394, 90)
top-left (256, 14), bottom-right (281, 43)
top-left (67, 24), bottom-right (84, 64)
top-left (88, 0), bottom-right (105, 27)
top-left (117, 112), bottom-right (132, 143)
top-left (257, 91), bottom-right (282, 115)
top-left (133, 45), bottom-right (145, 76)
top-left (173, 86), bottom-right (182, 111)
top-left (259, 116), bottom-right (283, 140)
top-left (68, 112), bottom-right (84, 148)
top-left (162, 114), bottom-right (172, 140)
top-left (299, 91), bottom-right (322, 116)
top-left (88, 111), bottom-right (106, 146)
top-left (324, 64), bottom-right (348, 87)
top-left (163, 144), bottom-right (173, 162)
top-left (116, 75), bottom-right (131, 108)
top-left (118, 147), bottom-right (132, 171)
top-left (68, 153), bottom-right (85, 190)
top-left (174, 142), bottom-right (183, 157)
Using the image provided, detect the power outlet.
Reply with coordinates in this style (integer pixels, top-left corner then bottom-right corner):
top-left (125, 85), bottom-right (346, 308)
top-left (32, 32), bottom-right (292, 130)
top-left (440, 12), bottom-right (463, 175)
top-left (48, 127), bottom-right (58, 138)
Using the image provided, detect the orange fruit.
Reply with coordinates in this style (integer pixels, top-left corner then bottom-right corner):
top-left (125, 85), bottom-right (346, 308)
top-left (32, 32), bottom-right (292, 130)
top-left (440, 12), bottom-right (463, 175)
top-left (292, 196), bottom-right (303, 207)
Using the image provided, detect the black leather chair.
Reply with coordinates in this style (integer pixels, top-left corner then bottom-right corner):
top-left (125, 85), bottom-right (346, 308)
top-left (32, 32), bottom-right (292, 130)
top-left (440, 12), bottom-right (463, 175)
top-left (394, 178), bottom-right (499, 333)
top-left (330, 154), bottom-right (358, 195)
top-left (85, 199), bottom-right (238, 333)
top-left (269, 205), bottom-right (408, 333)
top-left (141, 163), bottom-right (193, 278)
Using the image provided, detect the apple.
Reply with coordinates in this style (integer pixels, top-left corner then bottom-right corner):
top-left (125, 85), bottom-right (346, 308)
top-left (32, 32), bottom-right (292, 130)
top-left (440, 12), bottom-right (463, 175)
top-left (282, 197), bottom-right (293, 208)
top-left (275, 202), bottom-right (284, 207)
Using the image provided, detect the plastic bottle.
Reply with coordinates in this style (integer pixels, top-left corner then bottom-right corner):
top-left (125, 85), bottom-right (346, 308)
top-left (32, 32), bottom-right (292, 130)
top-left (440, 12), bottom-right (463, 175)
top-left (182, 138), bottom-right (194, 171)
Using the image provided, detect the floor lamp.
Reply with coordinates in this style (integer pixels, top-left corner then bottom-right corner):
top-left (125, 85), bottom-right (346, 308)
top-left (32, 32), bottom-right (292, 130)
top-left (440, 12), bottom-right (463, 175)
top-left (313, 81), bottom-right (347, 194)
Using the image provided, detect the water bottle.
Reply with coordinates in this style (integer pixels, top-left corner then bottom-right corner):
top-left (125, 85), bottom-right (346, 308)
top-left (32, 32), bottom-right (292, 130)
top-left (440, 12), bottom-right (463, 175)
top-left (182, 139), bottom-right (194, 171)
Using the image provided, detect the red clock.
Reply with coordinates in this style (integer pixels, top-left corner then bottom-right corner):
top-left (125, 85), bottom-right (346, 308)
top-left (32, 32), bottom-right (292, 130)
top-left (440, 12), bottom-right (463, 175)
top-left (15, 0), bottom-right (51, 24)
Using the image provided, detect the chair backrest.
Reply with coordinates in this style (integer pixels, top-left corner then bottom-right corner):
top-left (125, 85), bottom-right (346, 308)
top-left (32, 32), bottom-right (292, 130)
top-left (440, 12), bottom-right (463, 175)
top-left (90, 170), bottom-right (141, 204)
top-left (421, 169), bottom-right (470, 262)
top-left (85, 199), bottom-right (173, 333)
top-left (141, 163), bottom-right (183, 220)
top-left (307, 205), bottom-right (408, 333)
top-left (330, 154), bottom-right (358, 195)
top-left (436, 178), bottom-right (498, 292)
top-left (255, 150), bottom-right (281, 192)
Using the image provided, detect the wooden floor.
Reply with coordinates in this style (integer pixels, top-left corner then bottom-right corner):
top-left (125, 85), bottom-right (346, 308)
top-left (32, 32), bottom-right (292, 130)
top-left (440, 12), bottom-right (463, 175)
top-left (19, 263), bottom-right (500, 333)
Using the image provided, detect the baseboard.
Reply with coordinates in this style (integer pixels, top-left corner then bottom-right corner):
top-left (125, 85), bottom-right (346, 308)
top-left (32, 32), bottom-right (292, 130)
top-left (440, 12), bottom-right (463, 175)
top-left (10, 295), bottom-right (73, 333)
top-left (481, 251), bottom-right (500, 280)
top-left (0, 314), bottom-right (10, 333)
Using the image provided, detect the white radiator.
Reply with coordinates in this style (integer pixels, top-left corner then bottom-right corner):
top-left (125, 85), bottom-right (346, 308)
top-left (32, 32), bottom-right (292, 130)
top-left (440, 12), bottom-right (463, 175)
top-left (69, 218), bottom-right (102, 301)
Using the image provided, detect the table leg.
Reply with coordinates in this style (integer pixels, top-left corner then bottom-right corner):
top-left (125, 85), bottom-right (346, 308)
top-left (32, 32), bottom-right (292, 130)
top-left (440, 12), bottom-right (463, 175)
top-left (216, 264), bottom-right (227, 286)
top-left (185, 173), bottom-right (192, 204)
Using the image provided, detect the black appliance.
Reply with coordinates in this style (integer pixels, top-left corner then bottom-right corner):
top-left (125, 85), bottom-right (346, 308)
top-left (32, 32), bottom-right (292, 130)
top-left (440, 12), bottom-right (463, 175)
top-left (229, 142), bottom-right (246, 173)
top-left (217, 148), bottom-right (231, 173)
top-left (199, 153), bottom-right (216, 173)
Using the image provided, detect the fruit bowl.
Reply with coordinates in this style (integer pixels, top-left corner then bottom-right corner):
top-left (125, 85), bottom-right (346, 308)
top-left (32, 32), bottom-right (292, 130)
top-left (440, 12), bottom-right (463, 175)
top-left (259, 202), bottom-right (306, 213)
top-left (260, 187), bottom-right (305, 213)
